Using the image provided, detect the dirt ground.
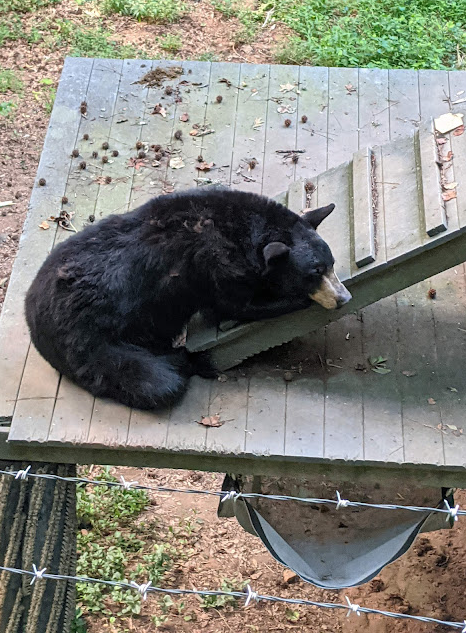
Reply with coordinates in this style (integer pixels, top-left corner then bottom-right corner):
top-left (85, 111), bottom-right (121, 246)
top-left (1, 2), bottom-right (466, 632)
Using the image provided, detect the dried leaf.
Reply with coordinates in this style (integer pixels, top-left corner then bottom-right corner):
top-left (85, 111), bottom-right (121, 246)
top-left (441, 150), bottom-right (454, 162)
top-left (436, 137), bottom-right (448, 144)
top-left (152, 103), bottom-right (167, 117)
top-left (448, 386), bottom-right (458, 392)
top-left (179, 112), bottom-right (189, 122)
top-left (453, 125), bottom-right (465, 136)
top-left (277, 105), bottom-right (296, 114)
top-left (428, 397), bottom-right (437, 405)
top-left (198, 161), bottom-right (214, 171)
top-left (283, 569), bottom-right (297, 583)
top-left (127, 157), bottom-right (146, 170)
top-left (443, 181), bottom-right (458, 190)
top-left (402, 370), bottom-right (417, 377)
top-left (219, 77), bottom-right (232, 87)
top-left (198, 415), bottom-right (223, 427)
top-left (446, 424), bottom-right (458, 431)
top-left (253, 117), bottom-right (264, 129)
top-left (189, 129), bottom-right (199, 136)
top-left (279, 82), bottom-right (296, 92)
top-left (442, 189), bottom-right (457, 201)
top-left (39, 220), bottom-right (50, 230)
top-left (434, 112), bottom-right (464, 134)
top-left (345, 83), bottom-right (357, 94)
top-left (169, 156), bottom-right (185, 169)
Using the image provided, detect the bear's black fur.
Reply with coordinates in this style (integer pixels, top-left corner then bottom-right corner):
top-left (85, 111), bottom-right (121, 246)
top-left (25, 188), bottom-right (338, 410)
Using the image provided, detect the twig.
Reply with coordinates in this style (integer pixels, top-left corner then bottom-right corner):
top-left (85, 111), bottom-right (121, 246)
top-left (275, 149), bottom-right (306, 154)
top-left (194, 129), bottom-right (215, 138)
top-left (0, 201), bottom-right (14, 208)
top-left (261, 6), bottom-right (275, 28)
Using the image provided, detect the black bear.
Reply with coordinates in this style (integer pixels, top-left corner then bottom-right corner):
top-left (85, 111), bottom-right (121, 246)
top-left (25, 188), bottom-right (351, 410)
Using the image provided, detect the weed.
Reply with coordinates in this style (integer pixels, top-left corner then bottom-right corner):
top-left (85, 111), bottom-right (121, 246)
top-left (201, 578), bottom-right (249, 609)
top-left (0, 69), bottom-right (22, 94)
top-left (197, 51), bottom-right (219, 62)
top-left (0, 0), bottom-right (62, 13)
top-left (270, 0), bottom-right (466, 69)
top-left (75, 469), bottom-right (176, 619)
top-left (103, 0), bottom-right (186, 23)
top-left (0, 100), bottom-right (16, 117)
top-left (42, 21), bottom-right (140, 58)
top-left (0, 17), bottom-right (23, 47)
top-left (159, 33), bottom-right (183, 53)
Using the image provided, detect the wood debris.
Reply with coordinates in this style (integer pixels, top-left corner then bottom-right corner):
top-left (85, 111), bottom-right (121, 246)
top-left (434, 112), bottom-right (464, 134)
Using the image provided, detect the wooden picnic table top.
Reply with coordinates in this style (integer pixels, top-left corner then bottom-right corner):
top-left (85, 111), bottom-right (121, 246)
top-left (0, 57), bottom-right (466, 487)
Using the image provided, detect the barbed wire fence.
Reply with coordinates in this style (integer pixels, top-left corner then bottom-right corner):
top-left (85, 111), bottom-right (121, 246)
top-left (1, 467), bottom-right (465, 631)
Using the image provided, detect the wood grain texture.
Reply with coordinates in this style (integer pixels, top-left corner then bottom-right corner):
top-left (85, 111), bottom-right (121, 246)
top-left (3, 60), bottom-right (466, 485)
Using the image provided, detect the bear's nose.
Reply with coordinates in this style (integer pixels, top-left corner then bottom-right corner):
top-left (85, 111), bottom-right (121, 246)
top-left (336, 288), bottom-right (352, 309)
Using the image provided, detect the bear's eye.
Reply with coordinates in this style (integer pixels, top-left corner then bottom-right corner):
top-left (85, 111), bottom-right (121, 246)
top-left (309, 266), bottom-right (325, 277)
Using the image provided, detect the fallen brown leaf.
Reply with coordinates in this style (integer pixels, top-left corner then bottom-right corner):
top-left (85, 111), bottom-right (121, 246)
top-left (402, 370), bottom-right (417, 377)
top-left (428, 397), bottom-right (437, 405)
top-left (189, 129), bottom-right (199, 136)
top-left (345, 83), bottom-right (357, 94)
top-left (39, 220), bottom-right (50, 230)
top-left (152, 103), bottom-right (167, 117)
top-left (441, 150), bottom-right (454, 162)
top-left (179, 112), bottom-right (189, 122)
top-left (127, 157), bottom-right (146, 170)
top-left (198, 161), bottom-right (214, 171)
top-left (436, 137), bottom-right (448, 144)
top-left (442, 189), bottom-right (457, 201)
top-left (198, 415), bottom-right (223, 427)
top-left (453, 125), bottom-right (465, 136)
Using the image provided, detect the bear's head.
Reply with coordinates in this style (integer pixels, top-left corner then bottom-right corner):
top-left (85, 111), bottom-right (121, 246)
top-left (262, 204), bottom-right (352, 310)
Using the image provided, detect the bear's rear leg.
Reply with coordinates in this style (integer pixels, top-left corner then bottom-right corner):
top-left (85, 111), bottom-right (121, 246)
top-left (74, 343), bottom-right (191, 410)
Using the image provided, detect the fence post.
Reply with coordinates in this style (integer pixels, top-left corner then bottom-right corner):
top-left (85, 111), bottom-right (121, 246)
top-left (0, 462), bottom-right (77, 633)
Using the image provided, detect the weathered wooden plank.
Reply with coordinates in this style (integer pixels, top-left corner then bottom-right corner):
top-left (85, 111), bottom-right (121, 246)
top-left (327, 67), bottom-right (358, 169)
top-left (49, 59), bottom-right (145, 446)
top-left (129, 59), bottom-right (186, 209)
top-left (352, 147), bottom-right (375, 267)
top-left (387, 69), bottom-right (420, 140)
top-left (206, 377), bottom-right (249, 454)
top-left (245, 375), bottom-right (286, 456)
top-left (167, 61), bottom-right (211, 194)
top-left (126, 408), bottom-right (170, 451)
top-left (418, 70), bottom-right (458, 233)
top-left (86, 400), bottom-right (132, 448)
top-left (202, 62), bottom-right (241, 186)
top-left (165, 376), bottom-right (211, 451)
top-left (296, 66), bottom-right (329, 178)
top-left (230, 63), bottom-right (269, 194)
top-left (55, 59), bottom-right (126, 447)
top-left (447, 71), bottom-right (466, 228)
top-left (9, 399), bottom-right (56, 444)
top-left (381, 133), bottom-right (422, 260)
top-left (430, 266), bottom-right (466, 467)
top-left (47, 378), bottom-right (94, 445)
top-left (397, 286), bottom-right (445, 465)
top-left (10, 59), bottom-right (123, 444)
top-left (7, 346), bottom-right (59, 443)
top-left (360, 81), bottom-right (403, 463)
top-left (361, 298), bottom-right (404, 463)
top-left (315, 163), bottom-right (352, 282)
top-left (358, 68), bottom-right (389, 147)
top-left (286, 179), bottom-right (305, 213)
top-left (285, 373), bottom-right (325, 458)
top-left (417, 120), bottom-right (447, 236)
top-left (0, 57), bottom-right (93, 419)
top-left (262, 64), bottom-right (300, 198)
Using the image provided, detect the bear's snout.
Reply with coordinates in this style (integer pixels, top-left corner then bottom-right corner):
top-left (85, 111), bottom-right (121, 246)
top-left (309, 269), bottom-right (352, 310)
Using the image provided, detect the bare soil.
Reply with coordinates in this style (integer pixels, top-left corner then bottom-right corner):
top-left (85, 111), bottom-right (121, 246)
top-left (1, 3), bottom-right (466, 632)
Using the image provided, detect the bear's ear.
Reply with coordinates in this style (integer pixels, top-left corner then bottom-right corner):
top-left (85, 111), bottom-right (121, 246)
top-left (263, 242), bottom-right (290, 270)
top-left (302, 203), bottom-right (335, 229)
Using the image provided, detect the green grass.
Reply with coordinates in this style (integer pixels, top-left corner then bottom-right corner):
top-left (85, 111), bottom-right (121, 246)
top-left (102, 0), bottom-right (186, 23)
top-left (0, 68), bottom-right (22, 93)
top-left (0, 0), bottom-right (62, 13)
top-left (212, 0), bottom-right (261, 43)
top-left (269, 0), bottom-right (466, 69)
top-left (39, 20), bottom-right (140, 58)
top-left (159, 33), bottom-right (182, 53)
top-left (0, 16), bottom-right (23, 47)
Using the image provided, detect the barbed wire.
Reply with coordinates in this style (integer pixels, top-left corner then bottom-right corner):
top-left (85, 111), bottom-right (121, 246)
top-left (0, 563), bottom-right (465, 630)
top-left (0, 468), bottom-right (463, 520)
